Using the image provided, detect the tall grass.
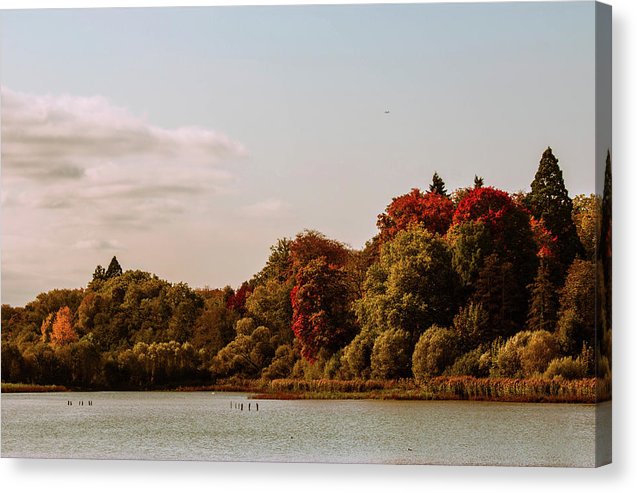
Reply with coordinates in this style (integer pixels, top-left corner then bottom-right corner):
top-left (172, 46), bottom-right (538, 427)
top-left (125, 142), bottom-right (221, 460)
top-left (419, 376), bottom-right (610, 403)
top-left (259, 377), bottom-right (610, 403)
top-left (2, 383), bottom-right (68, 393)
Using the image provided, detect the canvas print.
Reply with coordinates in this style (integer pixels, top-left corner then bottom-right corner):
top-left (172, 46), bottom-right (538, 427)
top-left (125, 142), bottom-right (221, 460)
top-left (0, 1), bottom-right (611, 467)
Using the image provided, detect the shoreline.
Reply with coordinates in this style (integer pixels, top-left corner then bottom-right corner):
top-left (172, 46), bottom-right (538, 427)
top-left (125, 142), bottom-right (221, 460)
top-left (2, 376), bottom-right (611, 404)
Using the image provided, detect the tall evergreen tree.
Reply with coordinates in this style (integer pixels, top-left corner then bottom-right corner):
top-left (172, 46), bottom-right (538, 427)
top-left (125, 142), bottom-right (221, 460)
top-left (429, 171), bottom-right (449, 197)
top-left (473, 175), bottom-right (484, 188)
top-left (525, 147), bottom-right (583, 275)
top-left (526, 259), bottom-right (559, 332)
top-left (105, 256), bottom-right (123, 279)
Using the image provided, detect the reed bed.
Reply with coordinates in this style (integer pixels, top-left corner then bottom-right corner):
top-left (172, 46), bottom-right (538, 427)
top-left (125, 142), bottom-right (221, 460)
top-left (419, 376), bottom-right (611, 403)
top-left (1, 383), bottom-right (68, 393)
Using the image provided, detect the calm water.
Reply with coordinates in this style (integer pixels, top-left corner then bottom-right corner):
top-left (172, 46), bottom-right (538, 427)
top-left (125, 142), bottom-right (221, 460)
top-left (1, 392), bottom-right (611, 466)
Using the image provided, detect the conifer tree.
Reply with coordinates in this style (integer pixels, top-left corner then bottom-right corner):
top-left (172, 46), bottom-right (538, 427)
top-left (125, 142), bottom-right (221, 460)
top-left (471, 254), bottom-right (526, 341)
top-left (92, 265), bottom-right (106, 282)
top-left (105, 256), bottom-right (123, 279)
top-left (429, 171), bottom-right (449, 197)
top-left (526, 259), bottom-right (559, 332)
top-left (525, 147), bottom-right (583, 274)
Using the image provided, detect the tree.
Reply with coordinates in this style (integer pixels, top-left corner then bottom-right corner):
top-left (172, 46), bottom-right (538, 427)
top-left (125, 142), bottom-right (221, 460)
top-left (452, 302), bottom-right (489, 351)
top-left (291, 257), bottom-right (356, 361)
top-left (412, 325), bottom-right (459, 381)
top-left (473, 175), bottom-right (484, 188)
top-left (599, 150), bottom-right (612, 343)
top-left (210, 326), bottom-right (276, 378)
top-left (572, 194), bottom-right (600, 260)
top-left (452, 186), bottom-right (537, 285)
top-left (370, 328), bottom-right (412, 379)
top-left (446, 220), bottom-right (493, 288)
top-left (40, 313), bottom-right (53, 343)
top-left (50, 306), bottom-right (78, 346)
top-left (491, 330), bottom-right (560, 377)
top-left (245, 278), bottom-right (294, 343)
top-left (429, 171), bottom-right (449, 197)
top-left (556, 259), bottom-right (595, 355)
top-left (105, 256), bottom-right (123, 279)
top-left (252, 238), bottom-right (292, 285)
top-left (526, 259), bottom-right (559, 332)
top-left (92, 265), bottom-right (106, 282)
top-left (524, 147), bottom-right (583, 275)
top-left (471, 254), bottom-right (527, 341)
top-left (289, 230), bottom-right (350, 273)
top-left (355, 227), bottom-right (459, 344)
top-left (226, 282), bottom-right (251, 314)
top-left (377, 188), bottom-right (454, 243)
top-left (340, 330), bottom-right (375, 379)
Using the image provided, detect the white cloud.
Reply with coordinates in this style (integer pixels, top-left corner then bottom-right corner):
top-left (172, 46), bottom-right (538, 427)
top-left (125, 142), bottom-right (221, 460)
top-left (73, 239), bottom-right (125, 251)
top-left (1, 87), bottom-right (247, 183)
top-left (240, 198), bottom-right (291, 218)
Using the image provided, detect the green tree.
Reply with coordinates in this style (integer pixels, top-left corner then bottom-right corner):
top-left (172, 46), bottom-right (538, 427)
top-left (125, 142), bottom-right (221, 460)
top-left (105, 256), bottom-right (123, 279)
top-left (555, 259), bottom-right (595, 355)
top-left (525, 147), bottom-right (583, 274)
top-left (370, 328), bottom-right (412, 379)
top-left (355, 227), bottom-right (459, 344)
top-left (572, 194), bottom-right (600, 260)
top-left (452, 302), bottom-right (489, 351)
top-left (340, 330), bottom-right (375, 379)
top-left (471, 254), bottom-right (527, 341)
top-left (412, 325), bottom-right (459, 381)
top-left (491, 330), bottom-right (560, 378)
top-left (446, 220), bottom-right (493, 288)
top-left (526, 259), bottom-right (559, 332)
top-left (245, 278), bottom-right (294, 343)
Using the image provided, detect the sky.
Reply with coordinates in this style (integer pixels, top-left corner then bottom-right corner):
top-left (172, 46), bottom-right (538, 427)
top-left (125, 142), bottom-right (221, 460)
top-left (1, 1), bottom-right (601, 306)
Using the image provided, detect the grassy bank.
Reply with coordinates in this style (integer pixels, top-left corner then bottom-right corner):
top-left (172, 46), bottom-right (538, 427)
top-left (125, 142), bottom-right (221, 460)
top-left (2, 377), bottom-right (611, 403)
top-left (1, 383), bottom-right (69, 393)
top-left (247, 376), bottom-right (610, 403)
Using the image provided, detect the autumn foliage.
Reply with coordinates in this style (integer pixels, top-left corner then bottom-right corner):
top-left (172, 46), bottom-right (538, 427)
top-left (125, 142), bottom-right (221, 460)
top-left (0, 147), bottom-right (611, 401)
top-left (377, 188), bottom-right (454, 243)
top-left (50, 306), bottom-right (77, 346)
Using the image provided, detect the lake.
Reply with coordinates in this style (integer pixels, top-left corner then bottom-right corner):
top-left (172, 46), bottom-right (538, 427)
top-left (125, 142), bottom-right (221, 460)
top-left (1, 392), bottom-right (611, 466)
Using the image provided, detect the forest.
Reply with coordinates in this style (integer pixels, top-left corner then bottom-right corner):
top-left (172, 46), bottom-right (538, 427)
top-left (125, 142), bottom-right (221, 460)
top-left (0, 147), bottom-right (612, 401)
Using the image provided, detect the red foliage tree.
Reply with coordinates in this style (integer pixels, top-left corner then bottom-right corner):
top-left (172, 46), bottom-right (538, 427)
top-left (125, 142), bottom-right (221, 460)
top-left (453, 186), bottom-right (538, 300)
top-left (377, 188), bottom-right (454, 243)
top-left (289, 230), bottom-right (350, 272)
top-left (226, 282), bottom-right (252, 313)
top-left (290, 258), bottom-right (355, 362)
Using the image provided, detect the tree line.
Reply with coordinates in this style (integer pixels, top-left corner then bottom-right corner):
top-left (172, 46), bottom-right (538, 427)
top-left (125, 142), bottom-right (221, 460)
top-left (1, 147), bottom-right (612, 392)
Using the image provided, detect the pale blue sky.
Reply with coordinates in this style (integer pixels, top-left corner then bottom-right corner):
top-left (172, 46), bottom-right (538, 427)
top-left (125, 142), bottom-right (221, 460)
top-left (1, 2), bottom-right (601, 306)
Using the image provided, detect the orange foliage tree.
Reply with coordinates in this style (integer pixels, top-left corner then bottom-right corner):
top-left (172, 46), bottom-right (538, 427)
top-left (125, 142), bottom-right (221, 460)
top-left (50, 306), bottom-right (78, 346)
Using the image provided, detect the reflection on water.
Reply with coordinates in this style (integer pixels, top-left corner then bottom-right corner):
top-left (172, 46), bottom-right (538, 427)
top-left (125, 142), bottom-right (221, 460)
top-left (1, 392), bottom-right (611, 466)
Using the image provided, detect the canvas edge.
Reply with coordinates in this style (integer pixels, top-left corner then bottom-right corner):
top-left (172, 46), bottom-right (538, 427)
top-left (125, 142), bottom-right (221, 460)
top-left (594, 0), bottom-right (612, 468)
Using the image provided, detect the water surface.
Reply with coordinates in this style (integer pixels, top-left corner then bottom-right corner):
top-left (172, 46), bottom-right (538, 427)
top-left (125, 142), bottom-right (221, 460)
top-left (1, 392), bottom-right (610, 466)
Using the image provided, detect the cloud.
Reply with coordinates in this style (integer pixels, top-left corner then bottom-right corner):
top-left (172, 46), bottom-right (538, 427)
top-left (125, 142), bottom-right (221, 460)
top-left (73, 239), bottom-right (125, 251)
top-left (1, 87), bottom-right (247, 183)
top-left (240, 198), bottom-right (291, 218)
top-left (1, 87), bottom-right (247, 224)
